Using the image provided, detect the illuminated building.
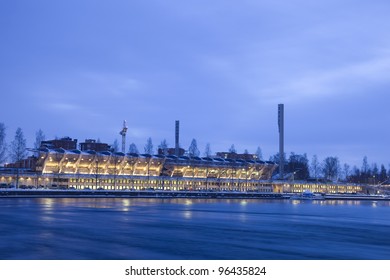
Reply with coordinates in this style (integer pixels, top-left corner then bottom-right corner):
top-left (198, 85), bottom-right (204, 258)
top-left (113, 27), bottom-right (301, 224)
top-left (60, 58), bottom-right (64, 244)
top-left (0, 114), bottom-right (368, 194)
top-left (0, 147), bottom-right (366, 194)
top-left (3, 147), bottom-right (276, 191)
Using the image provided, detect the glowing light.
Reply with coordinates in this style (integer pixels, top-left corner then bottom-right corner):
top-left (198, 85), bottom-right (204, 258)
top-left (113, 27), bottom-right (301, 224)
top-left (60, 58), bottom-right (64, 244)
top-left (185, 199), bottom-right (193, 205)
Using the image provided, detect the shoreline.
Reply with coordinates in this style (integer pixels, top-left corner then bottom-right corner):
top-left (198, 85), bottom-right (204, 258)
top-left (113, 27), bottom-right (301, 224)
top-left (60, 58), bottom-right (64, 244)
top-left (0, 189), bottom-right (284, 199)
top-left (0, 189), bottom-right (389, 200)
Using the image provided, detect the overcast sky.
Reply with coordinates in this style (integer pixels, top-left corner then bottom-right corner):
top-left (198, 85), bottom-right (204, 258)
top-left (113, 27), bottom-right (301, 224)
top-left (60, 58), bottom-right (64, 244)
top-left (1, 0), bottom-right (390, 168)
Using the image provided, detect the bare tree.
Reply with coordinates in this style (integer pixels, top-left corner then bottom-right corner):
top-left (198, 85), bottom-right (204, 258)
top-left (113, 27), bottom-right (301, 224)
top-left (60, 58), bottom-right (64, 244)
top-left (0, 123), bottom-right (6, 165)
top-left (188, 138), bottom-right (200, 157)
top-left (269, 152), bottom-right (286, 166)
top-left (379, 164), bottom-right (387, 183)
top-left (361, 156), bottom-right (370, 183)
top-left (144, 137), bottom-right (154, 154)
top-left (10, 128), bottom-right (27, 188)
top-left (158, 139), bottom-right (169, 155)
top-left (322, 156), bottom-right (340, 182)
top-left (112, 139), bottom-right (119, 152)
top-left (288, 153), bottom-right (310, 179)
top-left (255, 146), bottom-right (263, 160)
top-left (228, 144), bottom-right (236, 153)
top-left (310, 155), bottom-right (321, 179)
top-left (379, 164), bottom-right (387, 182)
top-left (362, 156), bottom-right (369, 174)
top-left (10, 127), bottom-right (27, 163)
top-left (372, 163), bottom-right (379, 184)
top-left (34, 129), bottom-right (45, 150)
top-left (128, 143), bottom-right (139, 154)
top-left (204, 143), bottom-right (212, 157)
top-left (343, 163), bottom-right (350, 181)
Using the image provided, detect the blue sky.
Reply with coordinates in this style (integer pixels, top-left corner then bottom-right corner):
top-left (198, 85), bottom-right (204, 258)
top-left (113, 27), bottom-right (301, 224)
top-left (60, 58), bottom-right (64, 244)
top-left (1, 0), bottom-right (390, 168)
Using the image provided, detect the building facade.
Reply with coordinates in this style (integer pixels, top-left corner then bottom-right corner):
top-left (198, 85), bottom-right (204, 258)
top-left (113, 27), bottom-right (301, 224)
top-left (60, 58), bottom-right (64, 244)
top-left (79, 139), bottom-right (111, 152)
top-left (0, 148), bottom-right (366, 194)
top-left (0, 147), bottom-right (276, 191)
top-left (41, 137), bottom-right (77, 150)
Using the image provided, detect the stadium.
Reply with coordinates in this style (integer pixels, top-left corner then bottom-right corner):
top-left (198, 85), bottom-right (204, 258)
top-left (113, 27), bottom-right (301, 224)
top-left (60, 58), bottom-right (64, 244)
top-left (0, 116), bottom-right (367, 195)
top-left (30, 147), bottom-right (278, 192)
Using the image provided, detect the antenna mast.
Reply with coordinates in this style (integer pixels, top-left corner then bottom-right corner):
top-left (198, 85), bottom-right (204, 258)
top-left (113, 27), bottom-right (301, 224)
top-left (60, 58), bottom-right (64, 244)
top-left (119, 120), bottom-right (128, 153)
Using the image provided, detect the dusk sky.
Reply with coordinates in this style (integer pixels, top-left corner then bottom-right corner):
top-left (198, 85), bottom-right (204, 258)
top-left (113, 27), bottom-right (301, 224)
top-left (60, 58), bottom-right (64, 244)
top-left (1, 0), bottom-right (390, 168)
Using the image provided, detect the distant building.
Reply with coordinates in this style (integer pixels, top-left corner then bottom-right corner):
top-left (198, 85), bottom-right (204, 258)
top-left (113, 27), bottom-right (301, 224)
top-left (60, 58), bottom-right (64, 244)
top-left (216, 152), bottom-right (258, 161)
top-left (5, 156), bottom-right (37, 170)
top-left (79, 139), bottom-right (111, 152)
top-left (41, 137), bottom-right (77, 150)
top-left (158, 147), bottom-right (185, 156)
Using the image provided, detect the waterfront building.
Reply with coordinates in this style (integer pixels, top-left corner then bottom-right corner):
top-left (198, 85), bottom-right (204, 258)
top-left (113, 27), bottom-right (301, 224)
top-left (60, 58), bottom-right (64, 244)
top-left (0, 126), bottom-right (368, 196)
top-left (0, 113), bottom-right (370, 194)
top-left (274, 181), bottom-right (364, 194)
top-left (0, 147), bottom-right (366, 194)
top-left (0, 147), bottom-right (277, 192)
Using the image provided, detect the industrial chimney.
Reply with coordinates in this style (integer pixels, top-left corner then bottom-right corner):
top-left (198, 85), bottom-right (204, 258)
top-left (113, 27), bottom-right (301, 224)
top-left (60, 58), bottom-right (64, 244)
top-left (278, 104), bottom-right (284, 179)
top-left (175, 120), bottom-right (180, 157)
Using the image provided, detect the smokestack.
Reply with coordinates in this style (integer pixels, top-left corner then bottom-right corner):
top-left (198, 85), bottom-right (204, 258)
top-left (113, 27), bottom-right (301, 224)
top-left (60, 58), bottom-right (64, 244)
top-left (278, 104), bottom-right (284, 179)
top-left (175, 120), bottom-right (180, 156)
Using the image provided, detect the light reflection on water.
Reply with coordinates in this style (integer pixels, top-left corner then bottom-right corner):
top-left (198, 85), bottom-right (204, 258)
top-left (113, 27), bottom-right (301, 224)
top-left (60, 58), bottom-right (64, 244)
top-left (0, 198), bottom-right (390, 260)
top-left (183, 210), bottom-right (192, 219)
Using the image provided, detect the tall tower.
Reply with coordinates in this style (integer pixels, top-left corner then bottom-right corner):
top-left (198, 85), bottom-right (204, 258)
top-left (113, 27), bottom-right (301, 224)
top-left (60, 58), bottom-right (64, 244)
top-left (119, 120), bottom-right (128, 153)
top-left (175, 120), bottom-right (180, 157)
top-left (278, 104), bottom-right (284, 179)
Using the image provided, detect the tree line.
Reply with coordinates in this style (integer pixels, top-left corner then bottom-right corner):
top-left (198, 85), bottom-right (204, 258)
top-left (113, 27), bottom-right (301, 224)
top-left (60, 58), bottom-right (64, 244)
top-left (0, 123), bottom-right (264, 165)
top-left (125, 138), bottom-right (263, 159)
top-left (270, 152), bottom-right (389, 185)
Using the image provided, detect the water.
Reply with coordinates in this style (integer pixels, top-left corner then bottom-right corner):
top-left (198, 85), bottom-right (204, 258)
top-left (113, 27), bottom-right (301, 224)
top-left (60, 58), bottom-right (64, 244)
top-left (1, 198), bottom-right (390, 260)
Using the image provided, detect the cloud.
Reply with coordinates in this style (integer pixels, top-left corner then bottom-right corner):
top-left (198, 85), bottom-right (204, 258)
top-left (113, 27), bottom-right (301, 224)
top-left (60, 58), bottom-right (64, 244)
top-left (259, 53), bottom-right (390, 104)
top-left (78, 71), bottom-right (142, 97)
top-left (3, 0), bottom-right (390, 166)
top-left (48, 102), bottom-right (79, 112)
top-left (198, 38), bottom-right (390, 106)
